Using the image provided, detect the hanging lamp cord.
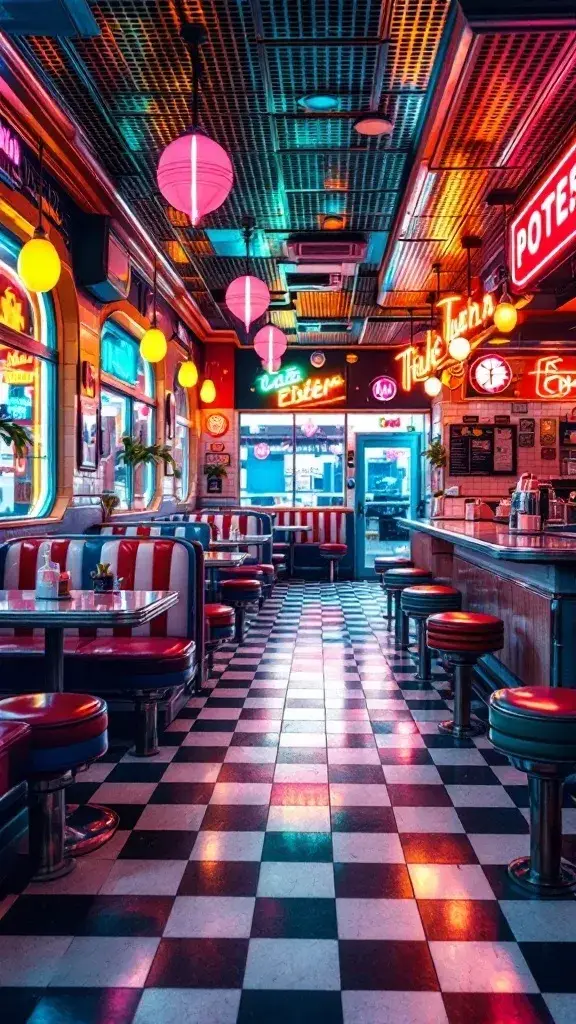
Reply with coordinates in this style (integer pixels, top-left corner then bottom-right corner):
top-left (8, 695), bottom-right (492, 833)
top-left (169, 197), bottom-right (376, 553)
top-left (152, 257), bottom-right (157, 328)
top-left (37, 138), bottom-right (44, 233)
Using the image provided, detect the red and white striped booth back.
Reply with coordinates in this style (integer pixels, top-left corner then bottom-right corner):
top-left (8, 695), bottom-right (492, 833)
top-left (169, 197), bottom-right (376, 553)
top-left (187, 513), bottom-right (263, 559)
top-left (0, 537), bottom-right (194, 639)
top-left (273, 509), bottom-right (347, 544)
top-left (101, 525), bottom-right (189, 538)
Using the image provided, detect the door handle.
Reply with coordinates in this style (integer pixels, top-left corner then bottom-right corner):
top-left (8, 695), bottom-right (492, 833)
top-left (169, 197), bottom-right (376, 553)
top-left (357, 501), bottom-right (364, 516)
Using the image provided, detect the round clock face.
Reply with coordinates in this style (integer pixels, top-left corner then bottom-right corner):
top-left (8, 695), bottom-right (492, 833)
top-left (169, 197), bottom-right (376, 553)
top-left (470, 355), bottom-right (513, 395)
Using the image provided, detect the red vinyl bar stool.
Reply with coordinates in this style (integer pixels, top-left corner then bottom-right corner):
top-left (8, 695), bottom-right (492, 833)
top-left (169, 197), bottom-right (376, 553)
top-left (427, 612), bottom-right (504, 739)
top-left (401, 585), bottom-right (462, 683)
top-left (489, 686), bottom-right (576, 895)
top-left (218, 566), bottom-right (265, 608)
top-left (374, 556), bottom-right (413, 629)
top-left (219, 578), bottom-right (262, 642)
top-left (272, 552), bottom-right (286, 576)
top-left (319, 543), bottom-right (347, 582)
top-left (383, 567), bottom-right (433, 646)
top-left (204, 603), bottom-right (235, 679)
top-left (0, 693), bottom-right (110, 881)
top-left (252, 563), bottom-right (275, 599)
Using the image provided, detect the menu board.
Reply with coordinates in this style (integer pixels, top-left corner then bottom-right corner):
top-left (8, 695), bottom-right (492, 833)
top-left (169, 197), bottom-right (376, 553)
top-left (449, 424), bottom-right (517, 476)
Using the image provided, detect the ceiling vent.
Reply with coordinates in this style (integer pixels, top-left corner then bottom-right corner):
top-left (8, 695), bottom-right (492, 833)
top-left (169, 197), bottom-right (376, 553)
top-left (0, 0), bottom-right (100, 37)
top-left (286, 233), bottom-right (367, 265)
top-left (285, 271), bottom-right (344, 292)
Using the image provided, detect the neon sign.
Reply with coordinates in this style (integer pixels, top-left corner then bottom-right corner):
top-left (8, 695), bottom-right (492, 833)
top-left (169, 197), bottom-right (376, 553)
top-left (0, 120), bottom-right (21, 170)
top-left (371, 376), bottom-right (397, 402)
top-left (0, 266), bottom-right (33, 337)
top-left (529, 357), bottom-right (576, 399)
top-left (395, 292), bottom-right (496, 391)
top-left (256, 364), bottom-right (346, 409)
top-left (510, 136), bottom-right (576, 289)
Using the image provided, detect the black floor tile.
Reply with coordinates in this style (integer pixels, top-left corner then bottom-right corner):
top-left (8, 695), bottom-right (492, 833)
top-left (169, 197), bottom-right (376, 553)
top-left (145, 938), bottom-right (249, 988)
top-left (262, 831), bottom-right (333, 863)
top-left (251, 897), bottom-right (338, 938)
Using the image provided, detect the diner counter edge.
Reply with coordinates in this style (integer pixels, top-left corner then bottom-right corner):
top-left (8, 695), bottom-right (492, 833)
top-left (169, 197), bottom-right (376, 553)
top-left (398, 517), bottom-right (576, 692)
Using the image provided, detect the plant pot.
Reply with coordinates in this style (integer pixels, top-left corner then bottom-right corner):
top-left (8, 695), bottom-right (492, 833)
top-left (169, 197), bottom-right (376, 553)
top-left (93, 576), bottom-right (115, 594)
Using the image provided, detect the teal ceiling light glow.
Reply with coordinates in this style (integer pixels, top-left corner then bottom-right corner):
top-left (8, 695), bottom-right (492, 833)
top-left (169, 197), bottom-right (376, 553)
top-left (298, 94), bottom-right (340, 112)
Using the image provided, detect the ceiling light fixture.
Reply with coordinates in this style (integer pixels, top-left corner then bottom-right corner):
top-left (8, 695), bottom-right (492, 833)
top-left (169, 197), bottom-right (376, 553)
top-left (140, 257), bottom-right (167, 363)
top-left (224, 216), bottom-right (270, 333)
top-left (157, 24), bottom-right (233, 226)
top-left (353, 114), bottom-right (394, 137)
top-left (424, 375), bottom-right (442, 397)
top-left (321, 214), bottom-right (346, 231)
top-left (298, 94), bottom-right (339, 112)
top-left (17, 139), bottom-right (61, 293)
top-left (254, 324), bottom-right (288, 372)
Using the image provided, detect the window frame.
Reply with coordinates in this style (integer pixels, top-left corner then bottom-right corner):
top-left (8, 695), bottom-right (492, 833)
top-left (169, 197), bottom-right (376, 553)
top-left (239, 411), bottom-right (346, 507)
top-left (99, 319), bottom-right (157, 510)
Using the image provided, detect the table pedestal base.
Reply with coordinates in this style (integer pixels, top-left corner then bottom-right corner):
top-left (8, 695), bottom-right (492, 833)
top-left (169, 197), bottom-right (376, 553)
top-left (65, 803), bottom-right (119, 856)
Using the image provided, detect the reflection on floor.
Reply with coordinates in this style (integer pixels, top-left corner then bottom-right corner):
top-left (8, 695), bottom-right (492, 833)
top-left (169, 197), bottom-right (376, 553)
top-left (0, 580), bottom-right (575, 1024)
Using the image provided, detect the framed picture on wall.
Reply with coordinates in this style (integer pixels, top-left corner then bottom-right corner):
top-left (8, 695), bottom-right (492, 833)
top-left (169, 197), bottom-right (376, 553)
top-left (78, 396), bottom-right (99, 471)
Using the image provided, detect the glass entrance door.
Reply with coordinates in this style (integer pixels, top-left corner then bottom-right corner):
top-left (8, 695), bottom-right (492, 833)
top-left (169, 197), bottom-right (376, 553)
top-left (355, 433), bottom-right (421, 577)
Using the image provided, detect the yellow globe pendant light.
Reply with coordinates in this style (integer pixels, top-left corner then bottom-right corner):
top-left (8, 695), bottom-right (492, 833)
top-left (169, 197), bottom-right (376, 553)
top-left (200, 377), bottom-right (216, 404)
top-left (493, 287), bottom-right (517, 333)
top-left (140, 257), bottom-right (167, 363)
top-left (448, 336), bottom-right (471, 361)
top-left (17, 141), bottom-right (61, 293)
top-left (178, 359), bottom-right (199, 387)
top-left (424, 375), bottom-right (442, 397)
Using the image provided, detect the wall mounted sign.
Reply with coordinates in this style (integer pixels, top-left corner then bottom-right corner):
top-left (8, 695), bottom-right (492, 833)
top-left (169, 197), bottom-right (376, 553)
top-left (462, 415), bottom-right (479, 424)
top-left (449, 424), bottom-right (517, 476)
top-left (379, 416), bottom-right (401, 428)
top-left (256, 365), bottom-right (346, 410)
top-left (0, 348), bottom-right (35, 386)
top-left (469, 354), bottom-right (513, 395)
top-left (541, 447), bottom-right (557, 461)
top-left (78, 396), bottom-right (98, 472)
top-left (396, 291), bottom-right (496, 391)
top-left (519, 418), bottom-right (535, 432)
top-left (559, 422), bottom-right (576, 447)
top-left (81, 360), bottom-right (97, 398)
top-left (101, 322), bottom-right (138, 385)
top-left (371, 376), bottom-right (397, 402)
top-left (0, 118), bottom-right (22, 188)
top-left (0, 265), bottom-right (34, 337)
top-left (510, 135), bottom-right (576, 288)
top-left (204, 412), bottom-right (229, 437)
top-left (310, 351), bottom-right (325, 368)
top-left (207, 475), bottom-right (223, 494)
top-left (512, 403), bottom-right (529, 414)
top-left (494, 415), bottom-right (511, 425)
top-left (209, 441), bottom-right (226, 453)
top-left (519, 433), bottom-right (535, 447)
top-left (205, 452), bottom-right (230, 466)
top-left (540, 418), bottom-right (557, 445)
top-left (465, 352), bottom-right (576, 401)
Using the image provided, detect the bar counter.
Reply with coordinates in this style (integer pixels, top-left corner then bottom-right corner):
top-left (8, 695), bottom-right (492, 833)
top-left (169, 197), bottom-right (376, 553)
top-left (398, 517), bottom-right (576, 692)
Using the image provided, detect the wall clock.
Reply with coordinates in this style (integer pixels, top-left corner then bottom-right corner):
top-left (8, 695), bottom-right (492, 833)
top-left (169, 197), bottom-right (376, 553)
top-left (469, 354), bottom-right (513, 395)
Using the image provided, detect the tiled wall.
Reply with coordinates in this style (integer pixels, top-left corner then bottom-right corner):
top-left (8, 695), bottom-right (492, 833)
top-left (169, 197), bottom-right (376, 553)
top-left (437, 393), bottom-right (576, 497)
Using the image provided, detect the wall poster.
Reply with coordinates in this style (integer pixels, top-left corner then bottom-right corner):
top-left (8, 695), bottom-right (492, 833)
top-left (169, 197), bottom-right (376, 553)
top-left (449, 424), bottom-right (517, 476)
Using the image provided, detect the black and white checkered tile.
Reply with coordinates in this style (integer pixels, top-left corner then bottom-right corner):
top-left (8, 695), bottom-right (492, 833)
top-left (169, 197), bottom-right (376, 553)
top-left (0, 580), bottom-right (574, 1024)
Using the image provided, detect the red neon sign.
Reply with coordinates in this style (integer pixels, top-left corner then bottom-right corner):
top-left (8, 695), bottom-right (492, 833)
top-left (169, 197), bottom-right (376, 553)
top-left (510, 138), bottom-right (576, 289)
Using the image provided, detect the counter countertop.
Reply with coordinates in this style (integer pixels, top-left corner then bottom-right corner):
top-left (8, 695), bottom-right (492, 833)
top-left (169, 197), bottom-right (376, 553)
top-left (398, 517), bottom-right (576, 562)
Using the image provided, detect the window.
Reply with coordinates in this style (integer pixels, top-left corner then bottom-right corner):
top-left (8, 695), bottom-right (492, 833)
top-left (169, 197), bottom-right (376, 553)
top-left (239, 413), bottom-right (344, 506)
top-left (173, 384), bottom-right (190, 500)
top-left (100, 321), bottom-right (156, 509)
top-left (0, 233), bottom-right (57, 519)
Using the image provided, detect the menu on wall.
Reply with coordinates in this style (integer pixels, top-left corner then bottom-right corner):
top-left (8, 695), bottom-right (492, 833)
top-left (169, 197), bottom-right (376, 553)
top-left (449, 424), bottom-right (517, 476)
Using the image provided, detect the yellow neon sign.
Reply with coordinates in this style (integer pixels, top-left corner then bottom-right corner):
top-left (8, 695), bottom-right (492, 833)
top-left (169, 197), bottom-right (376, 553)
top-left (395, 292), bottom-right (496, 392)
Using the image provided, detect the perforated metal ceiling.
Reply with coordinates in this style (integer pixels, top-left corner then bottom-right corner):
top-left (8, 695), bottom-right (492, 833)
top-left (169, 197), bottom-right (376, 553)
top-left (11, 1), bottom-right (576, 346)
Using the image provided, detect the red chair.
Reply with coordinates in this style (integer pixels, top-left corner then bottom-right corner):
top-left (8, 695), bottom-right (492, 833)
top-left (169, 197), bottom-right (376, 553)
top-left (0, 693), bottom-right (109, 881)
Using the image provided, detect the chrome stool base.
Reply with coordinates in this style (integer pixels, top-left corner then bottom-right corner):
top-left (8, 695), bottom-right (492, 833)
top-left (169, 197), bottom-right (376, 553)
top-left (438, 717), bottom-right (485, 740)
top-left (65, 803), bottom-right (119, 856)
top-left (508, 855), bottom-right (576, 896)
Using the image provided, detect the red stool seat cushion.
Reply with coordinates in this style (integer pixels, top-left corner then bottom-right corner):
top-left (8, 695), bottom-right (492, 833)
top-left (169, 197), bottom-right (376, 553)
top-left (374, 556), bottom-right (413, 571)
top-left (205, 603), bottom-right (235, 627)
top-left (428, 611), bottom-right (503, 633)
top-left (218, 567), bottom-right (264, 579)
top-left (0, 721), bottom-right (30, 797)
top-left (272, 553), bottom-right (285, 564)
top-left (319, 543), bottom-right (347, 555)
top-left (0, 693), bottom-right (108, 776)
top-left (76, 638), bottom-right (195, 675)
top-left (404, 585), bottom-right (459, 598)
top-left (254, 564), bottom-right (275, 577)
top-left (220, 579), bottom-right (261, 594)
top-left (492, 687), bottom-right (576, 720)
top-left (490, 687), bottom-right (576, 762)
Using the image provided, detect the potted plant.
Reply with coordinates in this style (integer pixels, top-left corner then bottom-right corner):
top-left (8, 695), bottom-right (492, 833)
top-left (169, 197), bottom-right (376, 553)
top-left (0, 418), bottom-right (32, 456)
top-left (120, 435), bottom-right (180, 510)
top-left (204, 462), bottom-right (227, 495)
top-left (422, 438), bottom-right (447, 469)
top-left (100, 490), bottom-right (120, 522)
top-left (90, 562), bottom-right (115, 593)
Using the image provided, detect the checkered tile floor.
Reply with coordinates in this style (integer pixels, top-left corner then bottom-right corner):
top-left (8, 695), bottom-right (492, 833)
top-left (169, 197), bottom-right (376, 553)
top-left (1, 581), bottom-right (575, 1024)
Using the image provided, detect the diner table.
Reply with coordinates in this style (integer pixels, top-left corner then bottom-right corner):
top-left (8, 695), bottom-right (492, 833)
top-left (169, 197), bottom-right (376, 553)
top-left (204, 550), bottom-right (247, 601)
top-left (0, 588), bottom-right (179, 857)
top-left (0, 589), bottom-right (179, 693)
top-left (273, 523), bottom-right (313, 576)
top-left (209, 533), bottom-right (271, 553)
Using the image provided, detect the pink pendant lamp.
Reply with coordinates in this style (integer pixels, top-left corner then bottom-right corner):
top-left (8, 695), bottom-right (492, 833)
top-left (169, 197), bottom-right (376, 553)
top-left (157, 23), bottom-right (233, 226)
top-left (225, 218), bottom-right (270, 331)
top-left (254, 324), bottom-right (287, 373)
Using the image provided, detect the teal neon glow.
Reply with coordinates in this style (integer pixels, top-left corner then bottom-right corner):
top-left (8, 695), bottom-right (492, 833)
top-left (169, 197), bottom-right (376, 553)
top-left (256, 365), bottom-right (304, 394)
